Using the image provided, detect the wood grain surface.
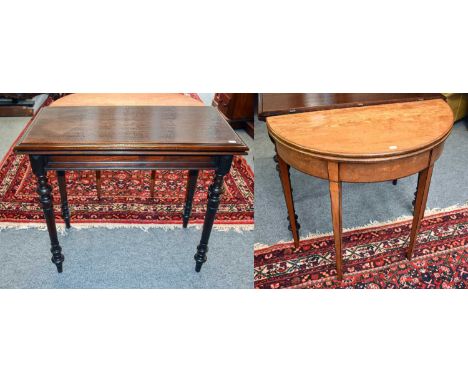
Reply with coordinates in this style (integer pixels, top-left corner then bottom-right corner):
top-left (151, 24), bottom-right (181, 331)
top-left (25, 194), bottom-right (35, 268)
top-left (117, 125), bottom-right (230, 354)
top-left (15, 106), bottom-right (248, 154)
top-left (267, 99), bottom-right (453, 159)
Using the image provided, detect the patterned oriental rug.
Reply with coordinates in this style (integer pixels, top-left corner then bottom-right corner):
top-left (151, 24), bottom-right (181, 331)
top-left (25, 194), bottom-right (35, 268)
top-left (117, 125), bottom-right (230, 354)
top-left (254, 207), bottom-right (468, 288)
top-left (0, 99), bottom-right (254, 230)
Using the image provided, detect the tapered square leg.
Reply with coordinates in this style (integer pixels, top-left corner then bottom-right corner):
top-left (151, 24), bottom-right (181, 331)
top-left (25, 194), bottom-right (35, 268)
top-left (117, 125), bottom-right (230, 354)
top-left (407, 165), bottom-right (434, 260)
top-left (57, 171), bottom-right (71, 229)
top-left (329, 180), bottom-right (343, 281)
top-left (194, 156), bottom-right (232, 272)
top-left (96, 170), bottom-right (102, 200)
top-left (277, 155), bottom-right (300, 248)
top-left (150, 170), bottom-right (156, 198)
top-left (183, 170), bottom-right (199, 228)
top-left (30, 156), bottom-right (64, 273)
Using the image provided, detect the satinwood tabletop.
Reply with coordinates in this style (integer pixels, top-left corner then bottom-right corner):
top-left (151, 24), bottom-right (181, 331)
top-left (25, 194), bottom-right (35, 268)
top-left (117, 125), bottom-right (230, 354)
top-left (15, 106), bottom-right (248, 155)
top-left (267, 99), bottom-right (453, 160)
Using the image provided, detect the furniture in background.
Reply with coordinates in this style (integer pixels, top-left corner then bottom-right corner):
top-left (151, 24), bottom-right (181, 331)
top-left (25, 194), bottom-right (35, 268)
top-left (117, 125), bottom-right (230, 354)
top-left (267, 99), bottom-right (453, 280)
top-left (50, 93), bottom-right (204, 199)
top-left (213, 93), bottom-right (254, 138)
top-left (258, 93), bottom-right (443, 120)
top-left (443, 93), bottom-right (468, 121)
top-left (15, 106), bottom-right (248, 273)
top-left (0, 93), bottom-right (43, 117)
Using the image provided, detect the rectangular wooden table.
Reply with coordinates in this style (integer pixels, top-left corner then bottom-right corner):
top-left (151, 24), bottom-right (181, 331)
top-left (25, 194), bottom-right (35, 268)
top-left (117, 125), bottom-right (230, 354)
top-left (15, 106), bottom-right (248, 273)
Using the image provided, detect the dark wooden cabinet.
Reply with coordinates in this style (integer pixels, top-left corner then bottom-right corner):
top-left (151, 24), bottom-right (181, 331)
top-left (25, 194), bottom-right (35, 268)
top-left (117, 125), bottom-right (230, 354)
top-left (213, 93), bottom-right (255, 138)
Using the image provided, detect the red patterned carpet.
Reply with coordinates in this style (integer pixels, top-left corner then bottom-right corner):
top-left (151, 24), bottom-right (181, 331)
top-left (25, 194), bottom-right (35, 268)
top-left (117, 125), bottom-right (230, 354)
top-left (254, 208), bottom-right (468, 288)
top-left (0, 104), bottom-right (254, 228)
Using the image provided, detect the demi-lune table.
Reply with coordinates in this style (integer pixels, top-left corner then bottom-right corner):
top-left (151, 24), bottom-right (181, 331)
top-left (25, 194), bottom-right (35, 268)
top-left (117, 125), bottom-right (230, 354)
top-left (14, 106), bottom-right (248, 273)
top-left (267, 99), bottom-right (454, 280)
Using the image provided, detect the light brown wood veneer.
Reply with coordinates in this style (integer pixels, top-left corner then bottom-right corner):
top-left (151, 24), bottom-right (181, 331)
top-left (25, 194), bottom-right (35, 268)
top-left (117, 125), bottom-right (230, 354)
top-left (267, 99), bottom-right (453, 159)
top-left (267, 99), bottom-right (454, 281)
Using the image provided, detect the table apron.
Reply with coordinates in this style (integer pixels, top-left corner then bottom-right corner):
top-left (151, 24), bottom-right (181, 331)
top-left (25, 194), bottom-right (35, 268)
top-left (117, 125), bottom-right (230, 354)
top-left (277, 140), bottom-right (445, 183)
top-left (43, 155), bottom-right (221, 171)
top-left (340, 151), bottom-right (430, 182)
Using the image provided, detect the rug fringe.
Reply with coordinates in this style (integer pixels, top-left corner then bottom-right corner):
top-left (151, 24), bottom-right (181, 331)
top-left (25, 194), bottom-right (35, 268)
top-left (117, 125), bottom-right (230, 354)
top-left (254, 201), bottom-right (468, 250)
top-left (0, 222), bottom-right (253, 234)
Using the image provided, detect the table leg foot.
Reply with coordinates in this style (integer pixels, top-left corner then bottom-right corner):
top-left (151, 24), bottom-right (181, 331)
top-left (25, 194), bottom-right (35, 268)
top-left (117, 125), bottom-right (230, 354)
top-left (277, 156), bottom-right (300, 248)
top-left (193, 156), bottom-right (232, 272)
top-left (407, 165), bottom-right (433, 260)
top-left (194, 244), bottom-right (207, 272)
top-left (52, 246), bottom-right (64, 273)
top-left (183, 170), bottom-right (199, 228)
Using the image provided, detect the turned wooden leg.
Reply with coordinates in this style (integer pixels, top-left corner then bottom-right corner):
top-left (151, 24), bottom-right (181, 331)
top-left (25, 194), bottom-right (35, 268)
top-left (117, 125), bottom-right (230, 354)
top-left (30, 156), bottom-right (64, 273)
top-left (194, 156), bottom-right (232, 272)
top-left (183, 169), bottom-right (199, 228)
top-left (96, 170), bottom-right (102, 200)
top-left (277, 156), bottom-right (300, 248)
top-left (150, 170), bottom-right (156, 198)
top-left (407, 165), bottom-right (434, 260)
top-left (57, 170), bottom-right (71, 229)
top-left (329, 179), bottom-right (343, 281)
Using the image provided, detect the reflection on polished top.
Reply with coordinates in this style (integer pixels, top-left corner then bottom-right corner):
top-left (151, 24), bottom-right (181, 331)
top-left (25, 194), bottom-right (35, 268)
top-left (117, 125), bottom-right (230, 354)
top-left (267, 99), bottom-right (453, 159)
top-left (16, 106), bottom-right (248, 154)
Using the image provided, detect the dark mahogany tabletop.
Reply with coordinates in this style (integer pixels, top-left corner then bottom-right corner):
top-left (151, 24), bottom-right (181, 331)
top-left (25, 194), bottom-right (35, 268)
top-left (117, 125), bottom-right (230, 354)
top-left (258, 93), bottom-right (443, 119)
top-left (15, 106), bottom-right (248, 155)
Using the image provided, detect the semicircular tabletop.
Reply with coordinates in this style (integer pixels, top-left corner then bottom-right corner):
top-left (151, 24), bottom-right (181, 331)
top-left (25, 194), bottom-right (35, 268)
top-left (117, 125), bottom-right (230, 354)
top-left (267, 99), bottom-right (454, 159)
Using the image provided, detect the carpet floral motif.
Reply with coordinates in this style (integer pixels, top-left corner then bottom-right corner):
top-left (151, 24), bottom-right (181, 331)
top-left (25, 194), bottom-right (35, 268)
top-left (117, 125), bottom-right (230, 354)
top-left (254, 208), bottom-right (468, 288)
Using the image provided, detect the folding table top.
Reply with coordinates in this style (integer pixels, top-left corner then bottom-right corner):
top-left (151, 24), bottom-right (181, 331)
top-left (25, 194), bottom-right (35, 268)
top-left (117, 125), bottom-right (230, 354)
top-left (15, 106), bottom-right (248, 155)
